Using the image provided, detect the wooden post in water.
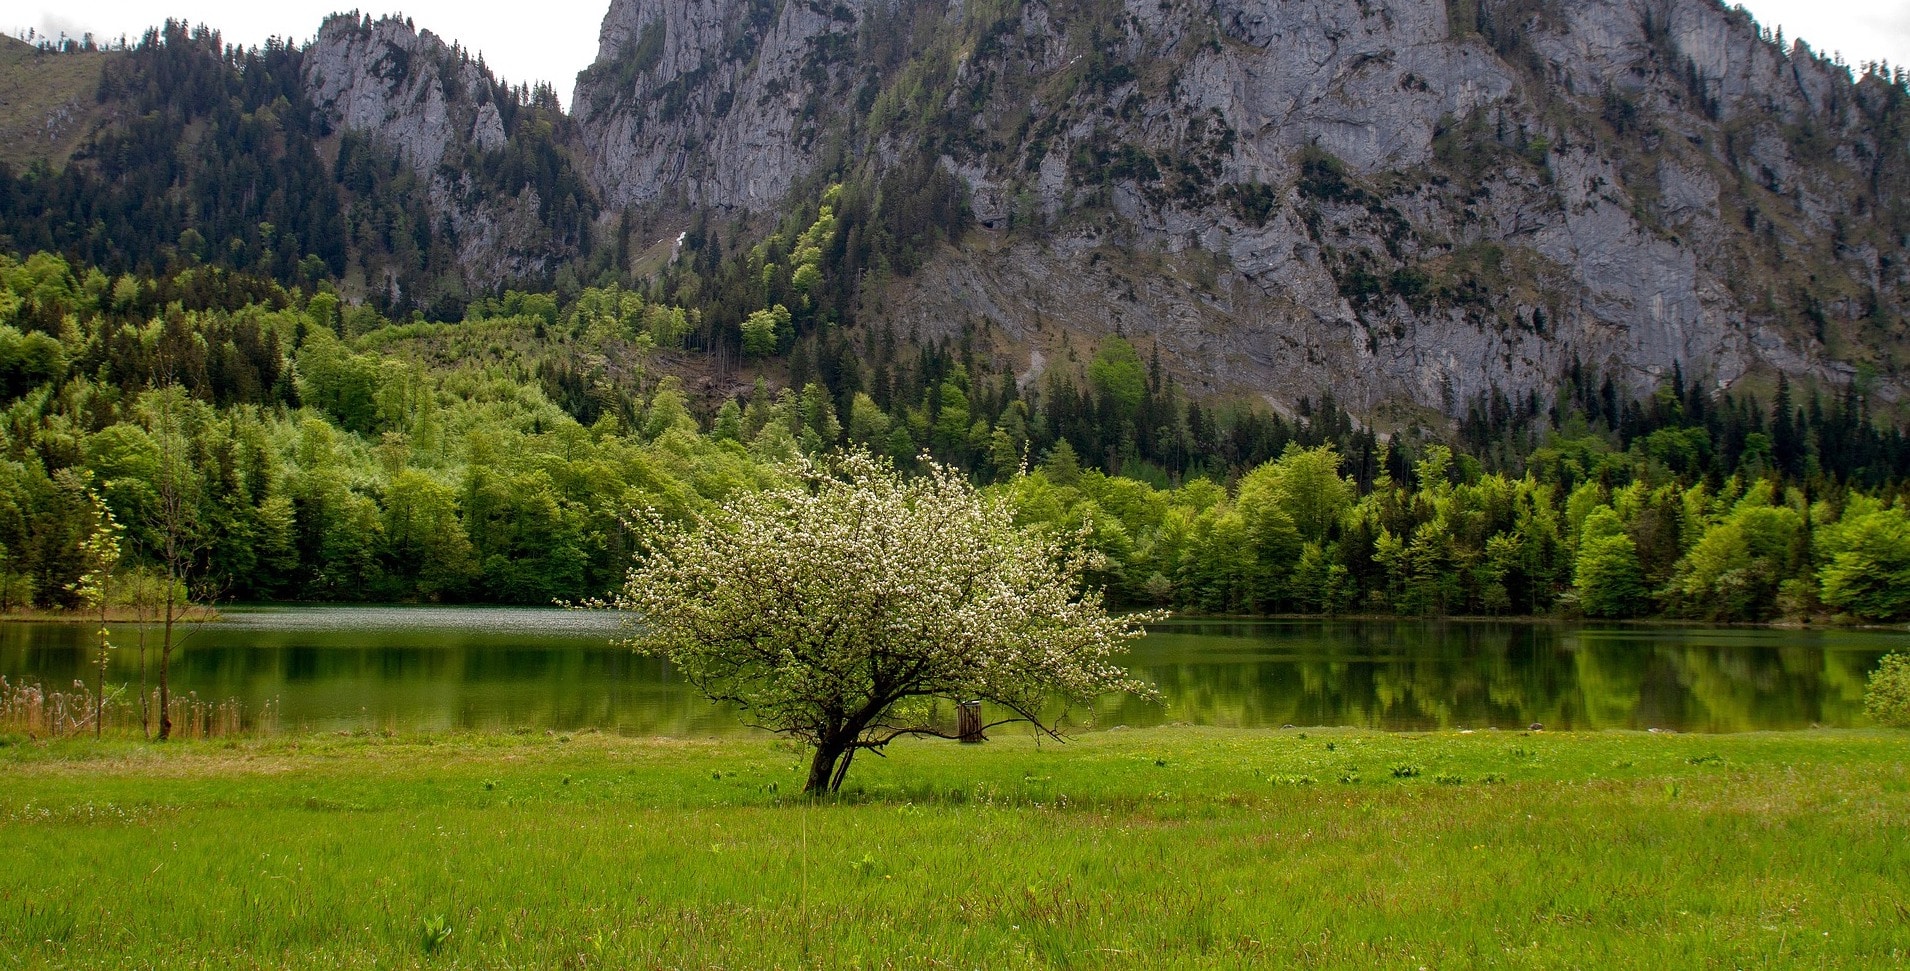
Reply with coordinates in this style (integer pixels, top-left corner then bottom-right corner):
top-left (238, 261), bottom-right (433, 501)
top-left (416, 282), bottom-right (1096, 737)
top-left (958, 701), bottom-right (984, 743)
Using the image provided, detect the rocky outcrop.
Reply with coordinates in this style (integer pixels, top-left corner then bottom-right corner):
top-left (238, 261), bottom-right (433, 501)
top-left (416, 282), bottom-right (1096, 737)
top-left (572, 0), bottom-right (880, 211)
top-left (567, 0), bottom-right (1907, 416)
top-left (302, 14), bottom-right (507, 174)
top-left (302, 14), bottom-right (575, 290)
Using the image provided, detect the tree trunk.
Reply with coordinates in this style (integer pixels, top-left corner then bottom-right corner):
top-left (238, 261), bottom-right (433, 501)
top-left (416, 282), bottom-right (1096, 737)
top-left (830, 747), bottom-right (857, 791)
top-left (958, 700), bottom-right (984, 742)
top-left (158, 586), bottom-right (175, 741)
top-left (137, 620), bottom-right (149, 740)
top-left (94, 597), bottom-right (108, 739)
top-left (804, 739), bottom-right (848, 795)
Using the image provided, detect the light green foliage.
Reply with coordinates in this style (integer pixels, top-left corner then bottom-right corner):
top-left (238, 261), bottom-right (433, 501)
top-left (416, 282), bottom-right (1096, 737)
top-left (930, 373), bottom-right (972, 459)
top-left (787, 202), bottom-right (835, 305)
top-left (1041, 439), bottom-right (1083, 487)
top-left (381, 470), bottom-right (477, 599)
top-left (1086, 336), bottom-right (1146, 412)
top-left (1232, 481), bottom-right (1301, 608)
top-left (995, 441), bottom-right (1576, 616)
top-left (642, 377), bottom-right (699, 441)
top-left (0, 325), bottom-right (69, 396)
top-left (846, 392), bottom-right (891, 449)
top-left (66, 482), bottom-right (124, 734)
top-left (884, 424), bottom-right (917, 466)
top-left (298, 328), bottom-right (415, 434)
top-left (1564, 480), bottom-right (1607, 542)
top-left (1667, 484), bottom-right (1803, 621)
top-left (740, 305), bottom-right (789, 357)
top-left (1291, 541), bottom-right (1353, 613)
top-left (790, 261), bottom-right (822, 295)
top-left (1574, 507), bottom-right (1648, 618)
top-left (645, 304), bottom-right (692, 348)
top-left (67, 486), bottom-right (123, 614)
top-left (797, 382), bottom-right (842, 453)
top-left (749, 418), bottom-right (801, 464)
top-left (0, 251), bottom-right (1905, 622)
top-left (711, 399), bottom-right (744, 443)
top-left (1815, 500), bottom-right (1910, 621)
top-left (1177, 506), bottom-right (1255, 613)
top-left (1238, 444), bottom-right (1353, 544)
top-left (568, 284), bottom-right (647, 342)
top-left (1866, 653), bottom-right (1910, 727)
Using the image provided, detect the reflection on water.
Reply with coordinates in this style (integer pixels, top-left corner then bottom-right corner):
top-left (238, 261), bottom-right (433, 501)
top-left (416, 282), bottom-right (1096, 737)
top-left (0, 608), bottom-right (1899, 734)
top-left (1102, 621), bottom-right (1893, 732)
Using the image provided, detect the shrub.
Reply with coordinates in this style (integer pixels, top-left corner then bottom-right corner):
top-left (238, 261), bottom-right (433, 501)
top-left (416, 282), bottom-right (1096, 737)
top-left (1866, 653), bottom-right (1910, 728)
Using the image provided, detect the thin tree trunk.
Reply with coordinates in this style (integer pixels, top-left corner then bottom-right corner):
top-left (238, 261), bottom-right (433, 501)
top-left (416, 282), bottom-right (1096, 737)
top-left (158, 584), bottom-right (175, 741)
top-left (829, 746), bottom-right (857, 792)
top-left (138, 614), bottom-right (149, 740)
top-left (94, 592), bottom-right (108, 738)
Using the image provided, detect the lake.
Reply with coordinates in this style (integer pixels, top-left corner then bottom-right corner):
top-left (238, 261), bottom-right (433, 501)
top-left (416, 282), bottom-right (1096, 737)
top-left (1, 607), bottom-right (1900, 734)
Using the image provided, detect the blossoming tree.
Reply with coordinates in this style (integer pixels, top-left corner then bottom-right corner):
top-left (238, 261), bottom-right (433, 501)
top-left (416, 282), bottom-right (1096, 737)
top-left (610, 451), bottom-right (1158, 794)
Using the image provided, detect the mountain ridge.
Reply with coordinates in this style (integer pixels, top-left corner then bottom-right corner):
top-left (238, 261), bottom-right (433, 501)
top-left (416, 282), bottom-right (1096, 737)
top-left (0, 1), bottom-right (1905, 423)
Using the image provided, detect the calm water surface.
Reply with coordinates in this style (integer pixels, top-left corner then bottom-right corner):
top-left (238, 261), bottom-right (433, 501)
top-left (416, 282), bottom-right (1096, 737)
top-left (1, 607), bottom-right (1900, 733)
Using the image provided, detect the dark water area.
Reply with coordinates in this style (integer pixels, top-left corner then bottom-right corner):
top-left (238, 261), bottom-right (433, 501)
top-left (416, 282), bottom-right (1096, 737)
top-left (1098, 620), bottom-right (1895, 733)
top-left (1, 607), bottom-right (1899, 734)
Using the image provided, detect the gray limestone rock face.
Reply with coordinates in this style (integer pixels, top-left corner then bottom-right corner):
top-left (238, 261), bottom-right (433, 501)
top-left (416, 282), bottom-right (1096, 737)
top-left (573, 0), bottom-right (879, 212)
top-left (874, 0), bottom-right (1901, 413)
top-left (302, 15), bottom-right (485, 174)
top-left (554, 0), bottom-right (1910, 415)
top-left (301, 14), bottom-right (575, 288)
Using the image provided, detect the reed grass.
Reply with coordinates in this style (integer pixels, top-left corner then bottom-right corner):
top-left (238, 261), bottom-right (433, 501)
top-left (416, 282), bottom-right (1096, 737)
top-left (1, 726), bottom-right (1905, 968)
top-left (0, 677), bottom-right (275, 739)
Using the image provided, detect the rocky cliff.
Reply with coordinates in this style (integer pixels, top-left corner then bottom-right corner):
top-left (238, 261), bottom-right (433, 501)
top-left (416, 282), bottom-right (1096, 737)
top-left (4, 2), bottom-right (1904, 419)
top-left (568, 0), bottom-right (1909, 415)
top-left (572, 0), bottom-right (882, 211)
top-left (302, 14), bottom-right (592, 294)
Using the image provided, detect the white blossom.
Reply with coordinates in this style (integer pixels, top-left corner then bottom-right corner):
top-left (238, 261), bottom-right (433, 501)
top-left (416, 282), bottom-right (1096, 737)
top-left (605, 450), bottom-right (1160, 793)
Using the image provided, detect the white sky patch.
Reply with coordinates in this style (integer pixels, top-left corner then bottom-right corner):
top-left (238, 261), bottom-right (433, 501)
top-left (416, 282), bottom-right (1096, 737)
top-left (9, 1), bottom-right (1910, 113)
top-left (6, 3), bottom-right (613, 109)
top-left (1734, 0), bottom-right (1910, 70)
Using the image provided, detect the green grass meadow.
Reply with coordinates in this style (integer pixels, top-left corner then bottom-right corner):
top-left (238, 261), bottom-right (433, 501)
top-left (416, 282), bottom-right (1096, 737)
top-left (3, 726), bottom-right (1907, 968)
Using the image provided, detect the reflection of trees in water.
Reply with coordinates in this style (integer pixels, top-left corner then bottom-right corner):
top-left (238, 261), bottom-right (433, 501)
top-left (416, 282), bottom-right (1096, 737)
top-left (1126, 623), bottom-right (1887, 730)
top-left (1564, 632), bottom-right (1879, 731)
top-left (0, 618), bottom-right (1897, 733)
top-left (0, 624), bottom-right (746, 735)
top-left (1124, 622), bottom-right (1568, 730)
top-left (1569, 641), bottom-right (1646, 729)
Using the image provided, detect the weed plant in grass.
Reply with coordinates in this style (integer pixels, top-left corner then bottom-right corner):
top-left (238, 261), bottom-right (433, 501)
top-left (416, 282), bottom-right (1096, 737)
top-left (2, 726), bottom-right (1907, 968)
top-left (0, 678), bottom-right (271, 739)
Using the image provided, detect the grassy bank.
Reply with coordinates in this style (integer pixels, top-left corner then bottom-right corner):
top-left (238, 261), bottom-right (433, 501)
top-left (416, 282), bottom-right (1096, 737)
top-left (0, 606), bottom-right (220, 624)
top-left (3, 726), bottom-right (1906, 968)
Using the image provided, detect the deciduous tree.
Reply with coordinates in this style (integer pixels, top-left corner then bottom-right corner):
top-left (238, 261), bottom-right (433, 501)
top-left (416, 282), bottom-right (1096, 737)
top-left (608, 451), bottom-right (1158, 794)
top-left (1573, 507), bottom-right (1647, 618)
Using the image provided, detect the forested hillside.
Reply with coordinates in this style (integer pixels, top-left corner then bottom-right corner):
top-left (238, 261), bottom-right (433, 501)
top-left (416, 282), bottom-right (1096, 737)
top-left (3, 4), bottom-right (1910, 624)
top-left (4, 249), bottom-right (1909, 623)
top-left (0, 22), bottom-right (594, 317)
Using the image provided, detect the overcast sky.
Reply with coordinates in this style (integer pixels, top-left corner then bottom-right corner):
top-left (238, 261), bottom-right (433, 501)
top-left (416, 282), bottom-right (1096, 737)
top-left (11, 2), bottom-right (1910, 110)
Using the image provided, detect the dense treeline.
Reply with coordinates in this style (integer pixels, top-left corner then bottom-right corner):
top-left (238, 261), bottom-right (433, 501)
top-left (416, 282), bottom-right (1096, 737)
top-left (3, 248), bottom-right (1910, 624)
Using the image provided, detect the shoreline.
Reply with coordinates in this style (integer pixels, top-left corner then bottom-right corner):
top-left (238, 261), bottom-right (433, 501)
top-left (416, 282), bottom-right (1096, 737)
top-left (0, 606), bottom-right (222, 624)
top-left (7, 602), bottom-right (1906, 633)
top-left (1150, 610), bottom-right (1910, 632)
